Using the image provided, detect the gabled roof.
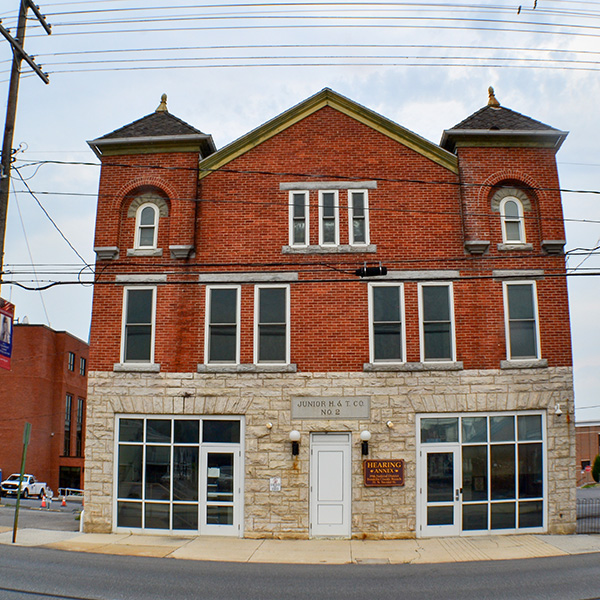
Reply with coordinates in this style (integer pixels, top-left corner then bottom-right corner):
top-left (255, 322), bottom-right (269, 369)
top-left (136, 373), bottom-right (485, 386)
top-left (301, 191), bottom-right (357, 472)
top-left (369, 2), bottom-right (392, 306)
top-left (198, 88), bottom-right (458, 178)
top-left (87, 95), bottom-right (216, 159)
top-left (440, 87), bottom-right (567, 153)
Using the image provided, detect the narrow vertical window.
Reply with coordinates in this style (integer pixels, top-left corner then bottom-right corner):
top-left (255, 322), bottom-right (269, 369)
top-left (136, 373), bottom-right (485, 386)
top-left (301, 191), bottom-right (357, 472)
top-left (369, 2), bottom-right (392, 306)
top-left (349, 190), bottom-right (369, 245)
top-left (504, 282), bottom-right (540, 359)
top-left (369, 284), bottom-right (404, 362)
top-left (76, 397), bottom-right (84, 457)
top-left (122, 287), bottom-right (155, 363)
top-left (319, 190), bottom-right (339, 245)
top-left (420, 284), bottom-right (455, 361)
top-left (79, 357), bottom-right (86, 376)
top-left (135, 203), bottom-right (159, 249)
top-left (67, 352), bottom-right (75, 371)
top-left (255, 285), bottom-right (289, 364)
top-left (500, 197), bottom-right (525, 244)
top-left (64, 394), bottom-right (72, 456)
top-left (206, 287), bottom-right (239, 364)
top-left (289, 191), bottom-right (309, 246)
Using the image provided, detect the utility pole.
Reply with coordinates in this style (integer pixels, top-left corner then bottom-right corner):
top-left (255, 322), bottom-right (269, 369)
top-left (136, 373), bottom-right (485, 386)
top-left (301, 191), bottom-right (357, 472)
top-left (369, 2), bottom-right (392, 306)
top-left (0, 1), bottom-right (51, 288)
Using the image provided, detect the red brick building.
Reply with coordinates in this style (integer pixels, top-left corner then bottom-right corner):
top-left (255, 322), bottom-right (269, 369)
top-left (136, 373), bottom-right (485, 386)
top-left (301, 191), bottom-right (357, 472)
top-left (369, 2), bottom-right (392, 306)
top-left (0, 324), bottom-right (88, 493)
top-left (84, 88), bottom-right (575, 538)
top-left (576, 421), bottom-right (600, 486)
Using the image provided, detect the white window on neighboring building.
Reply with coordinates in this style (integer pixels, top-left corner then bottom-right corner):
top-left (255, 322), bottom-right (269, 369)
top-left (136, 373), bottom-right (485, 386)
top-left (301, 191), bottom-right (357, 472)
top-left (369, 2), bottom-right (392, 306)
top-left (319, 190), bottom-right (339, 246)
top-left (504, 282), bottom-right (541, 360)
top-left (500, 197), bottom-right (526, 244)
top-left (254, 285), bottom-right (290, 364)
top-left (121, 287), bottom-right (156, 363)
top-left (369, 283), bottom-right (404, 363)
top-left (349, 190), bottom-right (369, 245)
top-left (419, 283), bottom-right (456, 362)
top-left (289, 191), bottom-right (309, 246)
top-left (205, 286), bottom-right (240, 364)
top-left (135, 203), bottom-right (159, 249)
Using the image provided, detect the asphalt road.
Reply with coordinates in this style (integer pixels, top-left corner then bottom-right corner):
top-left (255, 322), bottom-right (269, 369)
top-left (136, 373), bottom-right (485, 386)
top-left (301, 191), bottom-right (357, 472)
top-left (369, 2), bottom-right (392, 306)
top-left (0, 499), bottom-right (81, 532)
top-left (1, 545), bottom-right (600, 600)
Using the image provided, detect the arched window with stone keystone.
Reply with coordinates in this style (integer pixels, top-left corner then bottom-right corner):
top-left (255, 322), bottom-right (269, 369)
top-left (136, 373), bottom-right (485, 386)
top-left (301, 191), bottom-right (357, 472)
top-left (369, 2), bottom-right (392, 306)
top-left (491, 187), bottom-right (531, 246)
top-left (127, 190), bottom-right (170, 251)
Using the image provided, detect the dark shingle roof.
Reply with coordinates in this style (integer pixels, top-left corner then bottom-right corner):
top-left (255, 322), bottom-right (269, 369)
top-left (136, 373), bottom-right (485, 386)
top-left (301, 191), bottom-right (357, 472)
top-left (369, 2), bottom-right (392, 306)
top-left (98, 111), bottom-right (207, 140)
top-left (447, 105), bottom-right (558, 133)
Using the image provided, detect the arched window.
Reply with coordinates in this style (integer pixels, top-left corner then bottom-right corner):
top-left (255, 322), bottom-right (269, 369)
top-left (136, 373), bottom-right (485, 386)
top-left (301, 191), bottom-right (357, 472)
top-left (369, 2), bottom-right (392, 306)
top-left (134, 203), bottom-right (159, 249)
top-left (500, 196), bottom-right (525, 244)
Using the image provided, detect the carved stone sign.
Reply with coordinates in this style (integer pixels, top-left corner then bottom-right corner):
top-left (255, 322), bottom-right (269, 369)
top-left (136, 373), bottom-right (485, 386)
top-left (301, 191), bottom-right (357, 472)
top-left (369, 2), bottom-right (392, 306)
top-left (363, 459), bottom-right (405, 487)
top-left (291, 396), bottom-right (370, 420)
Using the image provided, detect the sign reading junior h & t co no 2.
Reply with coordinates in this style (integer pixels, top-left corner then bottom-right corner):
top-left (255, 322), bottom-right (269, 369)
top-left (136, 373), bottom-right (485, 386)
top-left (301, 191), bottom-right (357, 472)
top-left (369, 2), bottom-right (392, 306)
top-left (363, 459), bottom-right (405, 487)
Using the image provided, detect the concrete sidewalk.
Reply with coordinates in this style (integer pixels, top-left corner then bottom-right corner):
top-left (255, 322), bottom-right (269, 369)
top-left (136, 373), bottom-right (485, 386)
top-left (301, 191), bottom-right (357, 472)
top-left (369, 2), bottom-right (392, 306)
top-left (1, 526), bottom-right (600, 564)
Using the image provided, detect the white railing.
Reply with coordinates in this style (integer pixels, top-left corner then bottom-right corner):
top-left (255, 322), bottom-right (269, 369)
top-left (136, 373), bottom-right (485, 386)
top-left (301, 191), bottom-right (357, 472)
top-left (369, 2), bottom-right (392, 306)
top-left (58, 487), bottom-right (84, 499)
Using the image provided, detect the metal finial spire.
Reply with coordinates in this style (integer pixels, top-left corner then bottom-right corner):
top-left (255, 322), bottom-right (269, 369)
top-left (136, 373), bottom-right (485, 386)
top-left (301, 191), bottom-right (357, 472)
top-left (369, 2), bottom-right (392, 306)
top-left (488, 86), bottom-right (500, 107)
top-left (155, 93), bottom-right (168, 113)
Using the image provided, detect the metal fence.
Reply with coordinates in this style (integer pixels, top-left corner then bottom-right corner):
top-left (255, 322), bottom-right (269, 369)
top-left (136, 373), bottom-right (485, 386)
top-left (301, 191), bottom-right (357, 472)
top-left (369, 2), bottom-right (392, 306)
top-left (577, 498), bottom-right (600, 534)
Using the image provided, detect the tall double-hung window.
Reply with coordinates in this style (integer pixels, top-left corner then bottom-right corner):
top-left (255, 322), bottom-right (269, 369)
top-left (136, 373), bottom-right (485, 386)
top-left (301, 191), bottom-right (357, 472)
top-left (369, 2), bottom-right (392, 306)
top-left (420, 283), bottom-right (455, 362)
top-left (369, 283), bottom-right (404, 362)
top-left (500, 197), bottom-right (526, 244)
top-left (122, 287), bottom-right (156, 363)
top-left (135, 204), bottom-right (159, 249)
top-left (205, 286), bottom-right (240, 364)
top-left (349, 190), bottom-right (369, 245)
top-left (289, 191), bottom-right (309, 246)
top-left (319, 190), bottom-right (339, 245)
top-left (504, 282), bottom-right (540, 360)
top-left (254, 285), bottom-right (289, 364)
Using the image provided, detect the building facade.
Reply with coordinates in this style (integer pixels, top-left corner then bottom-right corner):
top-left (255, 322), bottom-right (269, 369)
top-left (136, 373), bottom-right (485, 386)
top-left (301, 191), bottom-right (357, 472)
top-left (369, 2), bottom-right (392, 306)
top-left (575, 421), bottom-right (600, 486)
top-left (0, 324), bottom-right (88, 492)
top-left (84, 88), bottom-right (575, 538)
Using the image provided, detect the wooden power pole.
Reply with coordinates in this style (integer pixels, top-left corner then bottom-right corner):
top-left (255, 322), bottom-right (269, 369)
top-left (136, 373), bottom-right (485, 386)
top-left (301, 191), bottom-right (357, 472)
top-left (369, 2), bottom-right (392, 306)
top-left (0, 1), bottom-right (51, 286)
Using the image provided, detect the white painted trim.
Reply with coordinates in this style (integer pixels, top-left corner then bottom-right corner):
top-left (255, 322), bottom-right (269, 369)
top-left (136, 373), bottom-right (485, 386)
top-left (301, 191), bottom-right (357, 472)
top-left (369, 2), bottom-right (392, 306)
top-left (318, 189), bottom-right (339, 246)
top-left (288, 190), bottom-right (310, 247)
top-left (120, 286), bottom-right (156, 364)
top-left (253, 284), bottom-right (291, 365)
top-left (348, 189), bottom-right (370, 246)
top-left (418, 282), bottom-right (456, 363)
top-left (503, 281), bottom-right (542, 361)
top-left (368, 282), bottom-right (406, 364)
top-left (204, 285), bottom-right (241, 365)
top-left (134, 203), bottom-right (159, 250)
top-left (499, 196), bottom-right (526, 245)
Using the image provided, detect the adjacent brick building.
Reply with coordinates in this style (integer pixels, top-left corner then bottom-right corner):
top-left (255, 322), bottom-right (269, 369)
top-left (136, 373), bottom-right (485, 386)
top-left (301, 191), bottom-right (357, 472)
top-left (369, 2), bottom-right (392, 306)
top-left (576, 421), bottom-right (600, 486)
top-left (84, 88), bottom-right (575, 538)
top-left (0, 324), bottom-right (88, 492)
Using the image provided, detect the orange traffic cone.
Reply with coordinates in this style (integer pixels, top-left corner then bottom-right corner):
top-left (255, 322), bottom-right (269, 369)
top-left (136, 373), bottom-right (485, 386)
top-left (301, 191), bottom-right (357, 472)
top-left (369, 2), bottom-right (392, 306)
top-left (41, 495), bottom-right (46, 508)
top-left (61, 496), bottom-right (66, 507)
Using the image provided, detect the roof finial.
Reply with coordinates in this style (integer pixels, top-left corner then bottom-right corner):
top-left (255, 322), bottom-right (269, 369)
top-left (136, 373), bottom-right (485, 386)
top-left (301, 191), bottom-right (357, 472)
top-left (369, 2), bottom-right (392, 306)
top-left (155, 93), bottom-right (168, 113)
top-left (488, 86), bottom-right (500, 107)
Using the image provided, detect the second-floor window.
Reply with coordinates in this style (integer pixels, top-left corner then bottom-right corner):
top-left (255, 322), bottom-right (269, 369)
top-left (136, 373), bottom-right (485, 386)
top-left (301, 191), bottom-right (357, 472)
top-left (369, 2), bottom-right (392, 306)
top-left (420, 283), bottom-right (455, 362)
top-left (504, 282), bottom-right (540, 359)
top-left (135, 203), bottom-right (159, 249)
top-left (67, 352), bottom-right (75, 371)
top-left (121, 287), bottom-right (156, 363)
top-left (319, 190), bottom-right (339, 245)
top-left (349, 190), bottom-right (369, 245)
top-left (79, 357), bottom-right (86, 376)
top-left (64, 394), bottom-right (72, 456)
top-left (500, 197), bottom-right (526, 244)
top-left (255, 285), bottom-right (290, 364)
top-left (369, 283), bottom-right (404, 363)
top-left (206, 286), bottom-right (240, 364)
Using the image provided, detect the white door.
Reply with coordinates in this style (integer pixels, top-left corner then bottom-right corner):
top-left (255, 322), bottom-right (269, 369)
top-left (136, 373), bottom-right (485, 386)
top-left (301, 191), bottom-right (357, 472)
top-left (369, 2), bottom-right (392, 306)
top-left (310, 433), bottom-right (351, 538)
top-left (200, 446), bottom-right (242, 536)
top-left (419, 445), bottom-right (461, 537)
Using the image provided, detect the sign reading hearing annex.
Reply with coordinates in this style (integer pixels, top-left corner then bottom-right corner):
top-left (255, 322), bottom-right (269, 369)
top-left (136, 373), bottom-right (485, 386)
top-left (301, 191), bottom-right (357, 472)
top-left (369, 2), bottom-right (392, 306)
top-left (363, 459), bottom-right (405, 487)
top-left (291, 396), bottom-right (370, 420)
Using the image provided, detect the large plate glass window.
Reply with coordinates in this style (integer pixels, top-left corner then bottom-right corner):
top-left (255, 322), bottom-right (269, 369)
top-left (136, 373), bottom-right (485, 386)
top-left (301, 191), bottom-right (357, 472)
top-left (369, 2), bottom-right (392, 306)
top-left (122, 287), bottom-right (155, 363)
top-left (206, 286), bottom-right (240, 364)
top-left (504, 282), bottom-right (540, 360)
top-left (369, 283), bottom-right (404, 363)
top-left (420, 283), bottom-right (455, 362)
top-left (255, 285), bottom-right (289, 364)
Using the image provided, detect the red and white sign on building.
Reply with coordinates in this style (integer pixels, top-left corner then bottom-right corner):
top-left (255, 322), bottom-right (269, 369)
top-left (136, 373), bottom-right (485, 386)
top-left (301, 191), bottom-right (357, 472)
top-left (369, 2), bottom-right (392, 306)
top-left (0, 299), bottom-right (15, 370)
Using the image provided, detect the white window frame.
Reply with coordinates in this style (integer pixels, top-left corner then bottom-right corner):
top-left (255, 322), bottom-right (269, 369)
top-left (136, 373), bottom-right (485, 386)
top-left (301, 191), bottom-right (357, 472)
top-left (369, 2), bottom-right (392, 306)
top-left (120, 286), bottom-right (157, 364)
top-left (318, 190), bottom-right (339, 246)
top-left (418, 282), bottom-right (456, 363)
top-left (348, 189), bottom-right (370, 246)
top-left (254, 284), bottom-right (290, 365)
top-left (368, 282), bottom-right (405, 364)
top-left (500, 196), bottom-right (526, 245)
top-left (205, 285), bottom-right (241, 365)
top-left (503, 281), bottom-right (541, 360)
top-left (288, 191), bottom-right (309, 247)
top-left (134, 203), bottom-right (159, 249)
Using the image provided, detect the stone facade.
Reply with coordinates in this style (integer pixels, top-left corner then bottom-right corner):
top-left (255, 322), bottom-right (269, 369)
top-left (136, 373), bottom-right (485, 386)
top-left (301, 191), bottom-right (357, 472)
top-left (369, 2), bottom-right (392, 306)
top-left (84, 366), bottom-right (575, 537)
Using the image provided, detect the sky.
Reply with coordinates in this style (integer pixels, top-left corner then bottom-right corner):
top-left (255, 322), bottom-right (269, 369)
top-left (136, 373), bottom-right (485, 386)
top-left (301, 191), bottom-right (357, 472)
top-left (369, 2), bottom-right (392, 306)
top-left (1, 0), bottom-right (599, 421)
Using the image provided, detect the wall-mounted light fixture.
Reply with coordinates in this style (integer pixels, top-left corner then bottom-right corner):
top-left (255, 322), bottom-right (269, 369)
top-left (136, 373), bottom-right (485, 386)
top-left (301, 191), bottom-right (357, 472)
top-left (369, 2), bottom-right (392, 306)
top-left (360, 430), bottom-right (371, 456)
top-left (289, 430), bottom-right (300, 455)
top-left (386, 420), bottom-right (394, 429)
top-left (555, 404), bottom-right (563, 416)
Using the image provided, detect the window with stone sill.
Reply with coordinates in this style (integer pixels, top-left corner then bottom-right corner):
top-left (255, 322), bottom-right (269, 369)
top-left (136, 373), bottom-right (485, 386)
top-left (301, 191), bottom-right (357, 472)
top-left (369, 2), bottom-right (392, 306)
top-left (121, 287), bottom-right (156, 364)
top-left (369, 283), bottom-right (405, 363)
top-left (135, 203), bottom-right (159, 249)
top-left (419, 283), bottom-right (456, 362)
top-left (503, 281), bottom-right (541, 360)
top-left (500, 197), bottom-right (526, 245)
top-left (205, 286), bottom-right (240, 364)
